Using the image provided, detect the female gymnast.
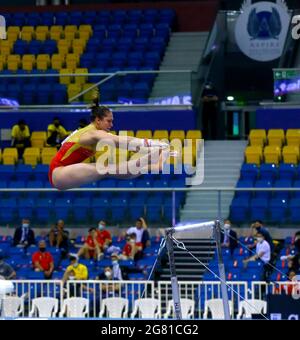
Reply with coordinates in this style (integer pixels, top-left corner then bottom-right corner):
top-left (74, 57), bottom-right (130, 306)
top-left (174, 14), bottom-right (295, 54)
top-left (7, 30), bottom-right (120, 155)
top-left (49, 98), bottom-right (170, 190)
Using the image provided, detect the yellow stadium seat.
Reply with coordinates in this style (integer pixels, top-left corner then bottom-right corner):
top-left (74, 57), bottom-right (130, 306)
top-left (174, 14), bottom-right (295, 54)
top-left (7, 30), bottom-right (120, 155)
top-left (118, 130), bottom-right (135, 137)
top-left (22, 55), bottom-right (35, 72)
top-left (65, 53), bottom-right (79, 70)
top-left (67, 84), bottom-right (82, 102)
top-left (0, 149), bottom-right (2, 163)
top-left (286, 129), bottom-right (300, 146)
top-left (249, 129), bottom-right (267, 147)
top-left (82, 83), bottom-right (97, 102)
top-left (51, 54), bottom-right (64, 70)
top-left (35, 31), bottom-right (48, 42)
top-left (182, 146), bottom-right (196, 166)
top-left (282, 146), bottom-right (299, 164)
top-left (245, 146), bottom-right (263, 165)
top-left (74, 68), bottom-right (88, 85)
top-left (3, 148), bottom-right (18, 165)
top-left (7, 26), bottom-right (20, 35)
top-left (7, 32), bottom-right (19, 42)
top-left (0, 60), bottom-right (4, 71)
top-left (186, 130), bottom-right (202, 140)
top-left (64, 25), bottom-right (78, 34)
top-left (57, 40), bottom-right (72, 55)
top-left (136, 130), bottom-right (152, 139)
top-left (64, 31), bottom-right (76, 41)
top-left (59, 69), bottom-right (74, 85)
top-left (79, 25), bottom-right (93, 35)
top-left (31, 131), bottom-right (47, 148)
top-left (50, 26), bottom-right (63, 34)
top-left (21, 26), bottom-right (35, 34)
top-left (78, 31), bottom-right (91, 41)
top-left (264, 146), bottom-right (281, 165)
top-left (153, 130), bottom-right (169, 140)
top-left (170, 130), bottom-right (185, 143)
top-left (50, 31), bottom-right (63, 41)
top-left (36, 26), bottom-right (49, 33)
top-left (72, 45), bottom-right (84, 56)
top-left (23, 147), bottom-right (40, 166)
top-left (7, 55), bottom-right (21, 72)
top-left (41, 147), bottom-right (57, 165)
top-left (267, 129), bottom-right (285, 147)
top-left (36, 54), bottom-right (50, 71)
top-left (21, 31), bottom-right (34, 42)
top-left (0, 41), bottom-right (13, 55)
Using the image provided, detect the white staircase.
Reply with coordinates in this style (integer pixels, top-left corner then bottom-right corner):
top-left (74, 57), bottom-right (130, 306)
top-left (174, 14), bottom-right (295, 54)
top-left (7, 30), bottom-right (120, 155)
top-left (150, 32), bottom-right (209, 99)
top-left (180, 140), bottom-right (248, 221)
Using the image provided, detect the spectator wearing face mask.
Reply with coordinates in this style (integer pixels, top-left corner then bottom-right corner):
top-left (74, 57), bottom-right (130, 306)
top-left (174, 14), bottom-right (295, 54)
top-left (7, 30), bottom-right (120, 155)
top-left (47, 117), bottom-right (68, 147)
top-left (96, 221), bottom-right (112, 252)
top-left (32, 240), bottom-right (54, 279)
top-left (120, 234), bottom-right (139, 260)
top-left (63, 254), bottom-right (88, 284)
top-left (221, 220), bottom-right (238, 255)
top-left (243, 232), bottom-right (272, 281)
top-left (13, 219), bottom-right (35, 248)
top-left (77, 228), bottom-right (102, 260)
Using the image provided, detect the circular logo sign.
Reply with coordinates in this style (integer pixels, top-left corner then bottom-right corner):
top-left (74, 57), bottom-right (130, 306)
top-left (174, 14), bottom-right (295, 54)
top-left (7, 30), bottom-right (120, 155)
top-left (235, 0), bottom-right (291, 62)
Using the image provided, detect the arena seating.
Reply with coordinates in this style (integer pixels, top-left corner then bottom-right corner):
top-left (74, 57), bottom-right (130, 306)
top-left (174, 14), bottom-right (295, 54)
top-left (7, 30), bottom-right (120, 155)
top-left (0, 9), bottom-right (175, 105)
top-left (230, 129), bottom-right (300, 224)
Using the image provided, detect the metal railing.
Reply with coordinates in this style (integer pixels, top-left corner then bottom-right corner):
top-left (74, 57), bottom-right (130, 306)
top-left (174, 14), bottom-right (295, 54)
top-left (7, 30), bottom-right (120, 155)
top-left (2, 279), bottom-right (296, 319)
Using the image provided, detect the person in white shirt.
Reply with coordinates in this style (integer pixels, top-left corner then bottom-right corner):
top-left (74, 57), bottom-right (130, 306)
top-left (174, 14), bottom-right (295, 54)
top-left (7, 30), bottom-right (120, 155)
top-left (243, 233), bottom-right (272, 281)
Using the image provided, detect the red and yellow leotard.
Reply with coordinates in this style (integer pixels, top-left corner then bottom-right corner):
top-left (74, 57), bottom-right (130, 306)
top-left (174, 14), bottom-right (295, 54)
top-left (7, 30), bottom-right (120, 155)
top-left (48, 124), bottom-right (98, 186)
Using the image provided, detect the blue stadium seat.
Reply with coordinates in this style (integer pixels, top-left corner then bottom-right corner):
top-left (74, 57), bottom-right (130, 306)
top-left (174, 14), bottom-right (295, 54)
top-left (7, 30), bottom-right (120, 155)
top-left (8, 181), bottom-right (26, 198)
top-left (73, 198), bottom-right (91, 223)
top-left (278, 163), bottom-right (297, 180)
top-left (273, 179), bottom-right (292, 200)
top-left (235, 179), bottom-right (254, 199)
top-left (111, 198), bottom-right (128, 223)
top-left (43, 40), bottom-right (57, 55)
top-left (54, 199), bottom-right (73, 221)
top-left (240, 163), bottom-right (259, 181)
top-left (289, 198), bottom-right (300, 223)
top-left (91, 198), bottom-right (110, 221)
top-left (15, 165), bottom-right (33, 181)
top-left (36, 198), bottom-right (54, 223)
top-left (17, 198), bottom-right (35, 220)
top-left (250, 198), bottom-right (269, 221)
top-left (259, 163), bottom-right (278, 181)
top-left (230, 198), bottom-right (249, 223)
top-left (0, 198), bottom-right (17, 223)
top-left (22, 84), bottom-right (37, 105)
top-left (269, 198), bottom-right (288, 223)
top-left (0, 165), bottom-right (15, 181)
top-left (254, 179), bottom-right (273, 199)
top-left (33, 164), bottom-right (49, 182)
top-left (123, 24), bottom-right (138, 38)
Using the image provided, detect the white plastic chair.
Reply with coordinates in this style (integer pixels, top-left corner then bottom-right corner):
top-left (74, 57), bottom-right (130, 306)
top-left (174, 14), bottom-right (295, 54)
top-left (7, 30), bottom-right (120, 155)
top-left (99, 297), bottom-right (128, 318)
top-left (29, 297), bottom-right (59, 318)
top-left (203, 299), bottom-right (234, 319)
top-left (164, 298), bottom-right (195, 319)
top-left (59, 298), bottom-right (89, 318)
top-left (1, 296), bottom-right (24, 318)
top-left (237, 299), bottom-right (267, 319)
top-left (131, 298), bottom-right (161, 319)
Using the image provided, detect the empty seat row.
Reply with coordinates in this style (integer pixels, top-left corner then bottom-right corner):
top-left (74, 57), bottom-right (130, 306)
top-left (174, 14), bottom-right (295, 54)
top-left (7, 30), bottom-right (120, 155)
top-left (249, 129), bottom-right (300, 147)
top-left (241, 163), bottom-right (300, 181)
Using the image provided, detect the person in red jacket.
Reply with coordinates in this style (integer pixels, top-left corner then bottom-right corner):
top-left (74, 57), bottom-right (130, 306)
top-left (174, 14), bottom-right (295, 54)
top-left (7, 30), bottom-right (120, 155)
top-left (32, 240), bottom-right (54, 279)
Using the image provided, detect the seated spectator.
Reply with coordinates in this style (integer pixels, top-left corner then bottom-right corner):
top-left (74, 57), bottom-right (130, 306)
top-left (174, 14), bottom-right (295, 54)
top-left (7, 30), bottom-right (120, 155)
top-left (47, 117), bottom-right (68, 147)
top-left (11, 119), bottom-right (31, 158)
top-left (63, 254), bottom-right (88, 284)
top-left (249, 220), bottom-right (273, 251)
top-left (49, 220), bottom-right (69, 258)
top-left (221, 220), bottom-right (238, 255)
top-left (292, 231), bottom-right (300, 253)
top-left (96, 220), bottom-right (112, 252)
top-left (127, 218), bottom-right (150, 250)
top-left (111, 253), bottom-right (123, 281)
top-left (243, 232), bottom-right (272, 281)
top-left (32, 240), bottom-right (54, 279)
top-left (281, 253), bottom-right (300, 273)
top-left (0, 249), bottom-right (16, 280)
top-left (120, 233), bottom-right (141, 261)
top-left (13, 219), bottom-right (35, 248)
top-left (77, 228), bottom-right (102, 260)
top-left (97, 266), bottom-right (121, 294)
